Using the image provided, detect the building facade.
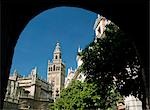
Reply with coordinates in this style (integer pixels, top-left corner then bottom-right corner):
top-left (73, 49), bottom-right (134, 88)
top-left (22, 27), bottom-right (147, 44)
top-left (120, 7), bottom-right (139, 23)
top-left (93, 14), bottom-right (111, 39)
top-left (47, 43), bottom-right (66, 101)
top-left (4, 68), bottom-right (52, 110)
top-left (72, 47), bottom-right (86, 82)
top-left (4, 70), bottom-right (20, 110)
top-left (64, 67), bottom-right (75, 88)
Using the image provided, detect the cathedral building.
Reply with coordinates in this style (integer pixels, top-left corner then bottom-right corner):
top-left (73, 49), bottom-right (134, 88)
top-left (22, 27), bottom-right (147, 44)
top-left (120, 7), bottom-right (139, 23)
top-left (4, 67), bottom-right (52, 110)
top-left (47, 42), bottom-right (66, 101)
top-left (4, 42), bottom-right (66, 110)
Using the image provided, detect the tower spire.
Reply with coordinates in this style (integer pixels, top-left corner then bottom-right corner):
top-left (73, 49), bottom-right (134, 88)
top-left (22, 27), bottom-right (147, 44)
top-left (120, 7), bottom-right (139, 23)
top-left (54, 42), bottom-right (61, 53)
top-left (53, 42), bottom-right (62, 60)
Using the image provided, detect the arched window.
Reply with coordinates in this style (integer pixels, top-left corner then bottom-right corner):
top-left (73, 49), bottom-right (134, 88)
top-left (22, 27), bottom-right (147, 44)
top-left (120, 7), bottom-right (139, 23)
top-left (56, 66), bottom-right (60, 71)
top-left (57, 66), bottom-right (60, 70)
top-left (98, 26), bottom-right (101, 33)
top-left (55, 55), bottom-right (58, 59)
top-left (56, 88), bottom-right (59, 93)
top-left (51, 67), bottom-right (52, 71)
top-left (53, 65), bottom-right (55, 71)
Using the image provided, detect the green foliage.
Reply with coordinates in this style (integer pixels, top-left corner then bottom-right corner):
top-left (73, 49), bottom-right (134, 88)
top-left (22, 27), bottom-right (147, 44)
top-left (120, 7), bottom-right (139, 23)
top-left (49, 23), bottom-right (145, 110)
top-left (50, 80), bottom-right (121, 110)
top-left (80, 23), bottom-right (144, 100)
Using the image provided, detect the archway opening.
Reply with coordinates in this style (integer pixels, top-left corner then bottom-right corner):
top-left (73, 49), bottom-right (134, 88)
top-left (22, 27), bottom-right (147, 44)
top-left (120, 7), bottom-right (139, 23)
top-left (1, 1), bottom-right (148, 109)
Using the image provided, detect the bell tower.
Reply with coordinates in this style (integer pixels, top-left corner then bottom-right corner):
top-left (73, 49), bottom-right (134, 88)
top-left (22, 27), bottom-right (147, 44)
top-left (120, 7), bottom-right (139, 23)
top-left (47, 42), bottom-right (65, 101)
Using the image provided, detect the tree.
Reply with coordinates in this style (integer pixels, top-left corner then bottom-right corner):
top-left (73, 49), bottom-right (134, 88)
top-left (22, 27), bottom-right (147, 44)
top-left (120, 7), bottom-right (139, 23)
top-left (50, 22), bottom-right (145, 110)
top-left (80, 23), bottom-right (145, 103)
top-left (50, 80), bottom-right (121, 110)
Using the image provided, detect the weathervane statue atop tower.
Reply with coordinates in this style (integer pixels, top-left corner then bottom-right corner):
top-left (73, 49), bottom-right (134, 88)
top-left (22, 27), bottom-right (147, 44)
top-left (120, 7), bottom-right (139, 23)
top-left (54, 42), bottom-right (61, 53)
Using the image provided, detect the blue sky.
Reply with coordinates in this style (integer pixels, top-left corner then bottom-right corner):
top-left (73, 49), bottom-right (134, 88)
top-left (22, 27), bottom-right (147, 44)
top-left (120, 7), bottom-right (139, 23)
top-left (10, 7), bottom-right (97, 80)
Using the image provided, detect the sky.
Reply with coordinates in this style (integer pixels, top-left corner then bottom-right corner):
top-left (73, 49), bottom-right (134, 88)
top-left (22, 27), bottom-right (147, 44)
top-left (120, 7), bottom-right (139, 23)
top-left (10, 6), bottom-right (97, 80)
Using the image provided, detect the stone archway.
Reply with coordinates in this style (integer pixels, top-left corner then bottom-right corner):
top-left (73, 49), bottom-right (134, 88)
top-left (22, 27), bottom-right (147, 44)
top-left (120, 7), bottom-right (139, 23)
top-left (1, 0), bottom-right (149, 109)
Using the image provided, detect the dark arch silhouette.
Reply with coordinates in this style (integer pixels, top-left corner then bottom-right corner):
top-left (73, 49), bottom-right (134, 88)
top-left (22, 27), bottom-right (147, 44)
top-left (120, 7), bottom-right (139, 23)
top-left (1, 0), bottom-right (149, 109)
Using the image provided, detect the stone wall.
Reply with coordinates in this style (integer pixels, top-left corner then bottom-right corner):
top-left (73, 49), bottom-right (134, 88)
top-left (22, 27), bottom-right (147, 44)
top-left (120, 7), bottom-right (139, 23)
top-left (3, 101), bottom-right (18, 110)
top-left (18, 98), bottom-right (50, 110)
